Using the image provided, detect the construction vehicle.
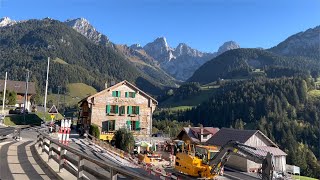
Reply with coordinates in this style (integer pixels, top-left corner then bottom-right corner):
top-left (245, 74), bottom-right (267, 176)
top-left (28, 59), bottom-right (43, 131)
top-left (174, 140), bottom-right (274, 180)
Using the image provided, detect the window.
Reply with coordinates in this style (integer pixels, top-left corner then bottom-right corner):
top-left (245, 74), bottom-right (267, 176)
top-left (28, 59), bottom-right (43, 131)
top-left (127, 106), bottom-right (139, 115)
top-left (119, 106), bottom-right (125, 115)
top-left (126, 120), bottom-right (140, 131)
top-left (102, 120), bottom-right (115, 132)
top-left (106, 105), bottom-right (118, 114)
top-left (132, 106), bottom-right (140, 115)
top-left (112, 91), bottom-right (121, 97)
top-left (125, 92), bottom-right (136, 98)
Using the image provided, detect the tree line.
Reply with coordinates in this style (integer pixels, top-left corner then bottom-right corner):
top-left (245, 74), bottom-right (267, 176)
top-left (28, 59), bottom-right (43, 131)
top-left (156, 77), bottom-right (320, 178)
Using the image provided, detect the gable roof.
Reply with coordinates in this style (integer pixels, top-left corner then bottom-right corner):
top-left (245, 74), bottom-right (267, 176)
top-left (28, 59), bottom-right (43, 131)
top-left (176, 127), bottom-right (220, 144)
top-left (256, 146), bottom-right (287, 156)
top-left (0, 80), bottom-right (36, 95)
top-left (83, 80), bottom-right (158, 105)
top-left (206, 128), bottom-right (277, 147)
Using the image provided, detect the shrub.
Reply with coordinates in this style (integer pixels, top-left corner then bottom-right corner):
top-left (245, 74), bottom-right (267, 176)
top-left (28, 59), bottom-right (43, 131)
top-left (89, 124), bottom-right (100, 139)
top-left (114, 128), bottom-right (134, 152)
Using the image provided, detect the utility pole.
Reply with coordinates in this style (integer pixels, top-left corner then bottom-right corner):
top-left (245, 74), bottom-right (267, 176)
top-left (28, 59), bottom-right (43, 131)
top-left (44, 57), bottom-right (50, 122)
top-left (23, 70), bottom-right (30, 125)
top-left (2, 72), bottom-right (7, 115)
top-left (57, 85), bottom-right (61, 109)
top-left (1, 72), bottom-right (7, 124)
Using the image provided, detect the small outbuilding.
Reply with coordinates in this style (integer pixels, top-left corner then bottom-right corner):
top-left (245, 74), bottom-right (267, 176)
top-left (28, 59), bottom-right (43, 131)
top-left (206, 128), bottom-right (287, 172)
top-left (176, 126), bottom-right (220, 144)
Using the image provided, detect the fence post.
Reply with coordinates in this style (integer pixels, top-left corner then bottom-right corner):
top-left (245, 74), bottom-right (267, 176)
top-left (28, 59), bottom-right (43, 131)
top-left (77, 156), bottom-right (84, 179)
top-left (41, 137), bottom-right (45, 154)
top-left (37, 133), bottom-right (42, 149)
top-left (48, 140), bottom-right (52, 162)
top-left (110, 169), bottom-right (118, 180)
top-left (59, 147), bottom-right (64, 172)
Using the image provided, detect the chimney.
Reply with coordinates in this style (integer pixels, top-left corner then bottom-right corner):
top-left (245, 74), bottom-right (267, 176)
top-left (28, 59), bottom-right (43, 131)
top-left (200, 124), bottom-right (204, 143)
top-left (105, 81), bottom-right (108, 89)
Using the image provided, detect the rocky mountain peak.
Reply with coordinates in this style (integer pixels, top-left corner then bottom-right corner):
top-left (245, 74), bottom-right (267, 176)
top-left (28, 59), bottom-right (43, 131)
top-left (217, 41), bottom-right (240, 55)
top-left (130, 43), bottom-right (142, 50)
top-left (143, 37), bottom-right (175, 62)
top-left (174, 43), bottom-right (203, 57)
top-left (64, 17), bottom-right (110, 46)
top-left (0, 17), bottom-right (16, 27)
top-left (152, 37), bottom-right (170, 50)
top-left (65, 18), bottom-right (92, 32)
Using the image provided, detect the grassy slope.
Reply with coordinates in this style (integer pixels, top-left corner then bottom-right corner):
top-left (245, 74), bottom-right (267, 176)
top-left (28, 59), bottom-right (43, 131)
top-left (4, 111), bottom-right (63, 126)
top-left (53, 57), bottom-right (68, 65)
top-left (308, 89), bottom-right (320, 102)
top-left (47, 83), bottom-right (97, 107)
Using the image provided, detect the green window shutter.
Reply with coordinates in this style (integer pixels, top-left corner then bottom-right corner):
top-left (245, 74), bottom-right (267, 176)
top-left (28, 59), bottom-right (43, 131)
top-left (122, 106), bottom-right (125, 114)
top-left (118, 91), bottom-right (121, 97)
top-left (128, 106), bottom-right (132, 114)
top-left (115, 105), bottom-right (119, 114)
top-left (136, 106), bottom-right (140, 114)
top-left (106, 105), bottom-right (111, 114)
top-left (112, 91), bottom-right (116, 97)
top-left (126, 120), bottom-right (131, 129)
top-left (107, 121), bottom-right (110, 131)
top-left (125, 92), bottom-right (128, 98)
top-left (135, 121), bottom-right (140, 130)
top-left (133, 92), bottom-right (136, 98)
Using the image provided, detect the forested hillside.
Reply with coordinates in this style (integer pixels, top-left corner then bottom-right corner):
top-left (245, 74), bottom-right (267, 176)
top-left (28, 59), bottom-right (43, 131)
top-left (0, 18), bottom-right (169, 95)
top-left (188, 48), bottom-right (320, 84)
top-left (175, 77), bottom-right (320, 177)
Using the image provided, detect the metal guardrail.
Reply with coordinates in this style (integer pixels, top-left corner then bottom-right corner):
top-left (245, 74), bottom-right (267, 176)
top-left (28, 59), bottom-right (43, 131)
top-left (36, 130), bottom-right (149, 180)
top-left (0, 127), bottom-right (15, 136)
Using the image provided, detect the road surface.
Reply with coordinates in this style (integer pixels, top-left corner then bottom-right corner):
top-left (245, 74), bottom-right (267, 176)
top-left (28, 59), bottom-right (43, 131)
top-left (0, 129), bottom-right (57, 180)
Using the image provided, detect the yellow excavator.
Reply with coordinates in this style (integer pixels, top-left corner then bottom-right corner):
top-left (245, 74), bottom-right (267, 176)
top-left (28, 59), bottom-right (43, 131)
top-left (174, 140), bottom-right (274, 180)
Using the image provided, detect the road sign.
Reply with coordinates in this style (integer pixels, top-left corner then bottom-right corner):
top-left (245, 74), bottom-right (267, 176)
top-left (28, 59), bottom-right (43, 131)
top-left (48, 105), bottom-right (58, 114)
top-left (50, 114), bottom-right (55, 119)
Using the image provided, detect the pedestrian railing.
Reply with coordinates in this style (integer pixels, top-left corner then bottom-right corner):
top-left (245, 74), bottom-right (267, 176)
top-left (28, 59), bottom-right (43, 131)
top-left (36, 130), bottom-right (149, 180)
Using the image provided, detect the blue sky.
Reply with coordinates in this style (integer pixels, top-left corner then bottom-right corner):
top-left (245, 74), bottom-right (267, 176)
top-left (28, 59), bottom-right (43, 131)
top-left (0, 0), bottom-right (319, 52)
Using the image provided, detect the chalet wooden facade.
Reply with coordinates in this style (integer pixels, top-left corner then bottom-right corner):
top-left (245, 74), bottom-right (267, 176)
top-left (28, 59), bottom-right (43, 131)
top-left (0, 80), bottom-right (36, 110)
top-left (207, 128), bottom-right (287, 172)
top-left (78, 80), bottom-right (158, 141)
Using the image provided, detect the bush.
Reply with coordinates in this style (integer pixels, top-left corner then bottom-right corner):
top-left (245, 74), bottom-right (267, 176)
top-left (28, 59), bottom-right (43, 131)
top-left (89, 124), bottom-right (100, 139)
top-left (114, 128), bottom-right (135, 152)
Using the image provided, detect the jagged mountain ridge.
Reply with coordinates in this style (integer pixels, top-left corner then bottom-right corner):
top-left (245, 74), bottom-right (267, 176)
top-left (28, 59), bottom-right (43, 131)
top-left (269, 26), bottom-right (320, 60)
top-left (63, 17), bottom-right (240, 81)
top-left (65, 18), bottom-right (111, 47)
top-left (0, 18), bottom-right (174, 95)
top-left (1, 17), bottom-right (241, 83)
top-left (142, 37), bottom-right (240, 80)
top-left (63, 18), bottom-right (178, 87)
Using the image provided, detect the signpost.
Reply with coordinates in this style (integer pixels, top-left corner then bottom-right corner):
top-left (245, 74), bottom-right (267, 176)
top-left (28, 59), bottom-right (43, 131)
top-left (48, 105), bottom-right (58, 132)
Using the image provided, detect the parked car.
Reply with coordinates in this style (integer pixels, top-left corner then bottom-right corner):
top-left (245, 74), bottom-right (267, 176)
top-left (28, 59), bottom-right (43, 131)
top-left (9, 107), bottom-right (28, 114)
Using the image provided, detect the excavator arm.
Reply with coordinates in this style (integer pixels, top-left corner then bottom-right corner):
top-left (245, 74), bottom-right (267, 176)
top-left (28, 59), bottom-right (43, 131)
top-left (208, 140), bottom-right (274, 180)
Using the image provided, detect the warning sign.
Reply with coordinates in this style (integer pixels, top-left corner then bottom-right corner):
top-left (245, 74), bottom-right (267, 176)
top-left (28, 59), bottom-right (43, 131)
top-left (48, 105), bottom-right (58, 114)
